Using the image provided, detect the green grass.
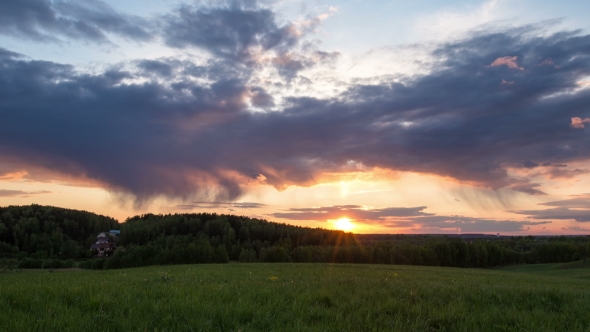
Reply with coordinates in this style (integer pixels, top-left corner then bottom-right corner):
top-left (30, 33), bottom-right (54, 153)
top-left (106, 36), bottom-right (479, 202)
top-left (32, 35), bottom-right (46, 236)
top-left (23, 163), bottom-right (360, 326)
top-left (1, 263), bottom-right (590, 331)
top-left (496, 259), bottom-right (590, 279)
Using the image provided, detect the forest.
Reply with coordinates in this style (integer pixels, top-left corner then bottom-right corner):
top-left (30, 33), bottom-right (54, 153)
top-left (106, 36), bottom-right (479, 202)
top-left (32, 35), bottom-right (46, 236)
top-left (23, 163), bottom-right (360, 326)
top-left (1, 204), bottom-right (589, 270)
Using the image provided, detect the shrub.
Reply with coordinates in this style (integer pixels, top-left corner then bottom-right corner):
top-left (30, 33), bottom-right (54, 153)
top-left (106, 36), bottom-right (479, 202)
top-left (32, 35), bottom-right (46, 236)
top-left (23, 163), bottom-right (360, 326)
top-left (17, 258), bottom-right (44, 269)
top-left (50, 259), bottom-right (65, 269)
top-left (78, 260), bottom-right (93, 269)
top-left (0, 258), bottom-right (17, 270)
top-left (17, 258), bottom-right (33, 269)
top-left (239, 249), bottom-right (257, 262)
top-left (260, 246), bottom-right (292, 263)
top-left (64, 259), bottom-right (76, 268)
top-left (92, 259), bottom-right (105, 270)
top-left (30, 259), bottom-right (43, 269)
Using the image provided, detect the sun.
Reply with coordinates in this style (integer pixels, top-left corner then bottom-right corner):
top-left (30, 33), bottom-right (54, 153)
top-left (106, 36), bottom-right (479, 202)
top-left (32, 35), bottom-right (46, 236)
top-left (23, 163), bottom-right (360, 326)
top-left (333, 217), bottom-right (355, 231)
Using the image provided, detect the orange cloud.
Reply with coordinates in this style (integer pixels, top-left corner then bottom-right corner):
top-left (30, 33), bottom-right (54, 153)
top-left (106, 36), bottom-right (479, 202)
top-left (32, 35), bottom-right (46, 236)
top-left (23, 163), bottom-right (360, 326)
top-left (0, 170), bottom-right (28, 181)
top-left (489, 56), bottom-right (524, 71)
top-left (0, 157), bottom-right (104, 188)
top-left (571, 117), bottom-right (590, 129)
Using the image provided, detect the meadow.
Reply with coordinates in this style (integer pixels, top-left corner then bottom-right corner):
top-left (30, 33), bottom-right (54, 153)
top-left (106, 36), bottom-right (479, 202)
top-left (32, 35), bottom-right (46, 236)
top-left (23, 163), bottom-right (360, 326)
top-left (1, 263), bottom-right (589, 331)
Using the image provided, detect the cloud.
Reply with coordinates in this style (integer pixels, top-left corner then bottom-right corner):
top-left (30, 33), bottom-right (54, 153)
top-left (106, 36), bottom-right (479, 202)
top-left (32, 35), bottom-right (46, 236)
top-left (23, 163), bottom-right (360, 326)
top-left (249, 86), bottom-right (275, 108)
top-left (0, 189), bottom-right (51, 197)
top-left (544, 167), bottom-right (589, 179)
top-left (510, 183), bottom-right (546, 195)
top-left (162, 1), bottom-right (299, 64)
top-left (537, 58), bottom-right (560, 68)
top-left (389, 215), bottom-right (550, 233)
top-left (1, 25), bottom-right (590, 204)
top-left (512, 161), bottom-right (589, 179)
top-left (270, 50), bottom-right (340, 80)
top-left (160, 0), bottom-right (338, 78)
top-left (0, 0), bottom-right (153, 43)
top-left (510, 194), bottom-right (590, 223)
top-left (489, 56), bottom-right (524, 71)
top-left (270, 205), bottom-right (432, 221)
top-left (511, 207), bottom-right (590, 222)
top-left (539, 194), bottom-right (590, 208)
top-left (560, 226), bottom-right (590, 232)
top-left (571, 117), bottom-right (590, 129)
top-left (270, 204), bottom-right (549, 233)
top-left (411, 0), bottom-right (509, 42)
top-left (176, 202), bottom-right (266, 210)
top-left (0, 48), bottom-right (23, 59)
top-left (136, 59), bottom-right (174, 77)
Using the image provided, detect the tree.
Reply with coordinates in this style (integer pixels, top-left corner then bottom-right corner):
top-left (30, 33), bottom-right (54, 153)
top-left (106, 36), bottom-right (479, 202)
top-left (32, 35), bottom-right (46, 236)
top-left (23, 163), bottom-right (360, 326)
top-left (214, 244), bottom-right (229, 263)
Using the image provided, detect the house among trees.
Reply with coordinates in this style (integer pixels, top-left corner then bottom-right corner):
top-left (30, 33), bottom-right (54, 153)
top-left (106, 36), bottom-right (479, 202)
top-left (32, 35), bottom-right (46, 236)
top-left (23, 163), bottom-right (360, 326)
top-left (90, 232), bottom-right (117, 257)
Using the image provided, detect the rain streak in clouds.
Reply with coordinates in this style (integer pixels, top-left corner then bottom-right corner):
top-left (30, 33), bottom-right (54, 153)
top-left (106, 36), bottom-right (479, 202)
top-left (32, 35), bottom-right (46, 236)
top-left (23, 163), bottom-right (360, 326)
top-left (1, 0), bottom-right (590, 229)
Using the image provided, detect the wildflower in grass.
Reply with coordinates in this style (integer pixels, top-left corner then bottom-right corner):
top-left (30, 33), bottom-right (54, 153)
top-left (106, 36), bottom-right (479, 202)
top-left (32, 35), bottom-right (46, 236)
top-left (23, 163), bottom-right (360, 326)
top-left (269, 276), bottom-right (279, 281)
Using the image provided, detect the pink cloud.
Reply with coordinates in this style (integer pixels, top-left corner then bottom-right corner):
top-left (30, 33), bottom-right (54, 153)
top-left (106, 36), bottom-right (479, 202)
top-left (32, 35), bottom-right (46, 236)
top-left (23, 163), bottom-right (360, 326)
top-left (501, 79), bottom-right (514, 85)
top-left (489, 56), bottom-right (524, 71)
top-left (571, 117), bottom-right (590, 129)
top-left (537, 58), bottom-right (560, 68)
top-left (537, 58), bottom-right (552, 66)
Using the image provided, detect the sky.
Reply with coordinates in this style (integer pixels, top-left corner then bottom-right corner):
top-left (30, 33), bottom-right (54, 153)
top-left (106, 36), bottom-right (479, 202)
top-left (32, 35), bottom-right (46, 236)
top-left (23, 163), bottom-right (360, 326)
top-left (1, 0), bottom-right (590, 234)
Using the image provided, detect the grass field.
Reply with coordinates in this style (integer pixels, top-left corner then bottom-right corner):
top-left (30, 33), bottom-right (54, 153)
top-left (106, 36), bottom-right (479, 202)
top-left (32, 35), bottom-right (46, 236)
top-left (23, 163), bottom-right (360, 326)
top-left (1, 263), bottom-right (589, 331)
top-left (496, 260), bottom-right (590, 279)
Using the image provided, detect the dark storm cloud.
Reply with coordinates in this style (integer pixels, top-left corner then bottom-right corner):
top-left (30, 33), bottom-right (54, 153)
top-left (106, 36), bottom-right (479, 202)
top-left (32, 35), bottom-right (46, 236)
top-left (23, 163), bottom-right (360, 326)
top-left (249, 87), bottom-right (275, 107)
top-left (0, 48), bottom-right (24, 59)
top-left (269, 204), bottom-right (549, 232)
top-left (240, 25), bottom-right (590, 192)
top-left (161, 0), bottom-right (335, 78)
top-left (0, 48), bottom-right (256, 202)
top-left (0, 0), bottom-right (330, 77)
top-left (2, 26), bottom-right (590, 204)
top-left (162, 1), bottom-right (298, 63)
top-left (271, 47), bottom-right (340, 80)
top-left (137, 59), bottom-right (174, 77)
top-left (0, 0), bottom-right (152, 43)
top-left (270, 205), bottom-right (432, 221)
top-left (273, 27), bottom-right (590, 192)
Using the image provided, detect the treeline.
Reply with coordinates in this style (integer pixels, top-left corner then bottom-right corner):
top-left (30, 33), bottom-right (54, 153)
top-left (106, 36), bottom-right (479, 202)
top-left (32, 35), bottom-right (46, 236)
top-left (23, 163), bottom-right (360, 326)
top-left (496, 235), bottom-right (590, 263)
top-left (2, 205), bottom-right (590, 270)
top-left (99, 213), bottom-right (590, 269)
top-left (101, 212), bottom-right (357, 269)
top-left (0, 205), bottom-right (118, 259)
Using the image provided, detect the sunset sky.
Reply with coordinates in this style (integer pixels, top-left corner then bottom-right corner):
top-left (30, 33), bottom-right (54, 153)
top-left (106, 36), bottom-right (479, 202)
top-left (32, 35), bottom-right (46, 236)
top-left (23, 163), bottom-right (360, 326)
top-left (1, 0), bottom-right (590, 234)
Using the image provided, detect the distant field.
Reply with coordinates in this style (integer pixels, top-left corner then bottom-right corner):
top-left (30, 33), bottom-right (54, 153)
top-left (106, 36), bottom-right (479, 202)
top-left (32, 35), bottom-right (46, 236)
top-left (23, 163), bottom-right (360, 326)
top-left (1, 263), bottom-right (590, 331)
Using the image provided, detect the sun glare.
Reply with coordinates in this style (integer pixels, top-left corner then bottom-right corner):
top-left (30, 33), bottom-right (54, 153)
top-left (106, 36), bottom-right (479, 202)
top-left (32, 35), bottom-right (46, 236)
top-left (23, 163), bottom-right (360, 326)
top-left (333, 217), bottom-right (355, 231)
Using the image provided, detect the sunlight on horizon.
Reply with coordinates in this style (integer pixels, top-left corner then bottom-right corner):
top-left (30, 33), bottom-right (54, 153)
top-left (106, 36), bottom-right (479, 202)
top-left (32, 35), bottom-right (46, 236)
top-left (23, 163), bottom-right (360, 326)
top-left (333, 217), bottom-right (355, 232)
